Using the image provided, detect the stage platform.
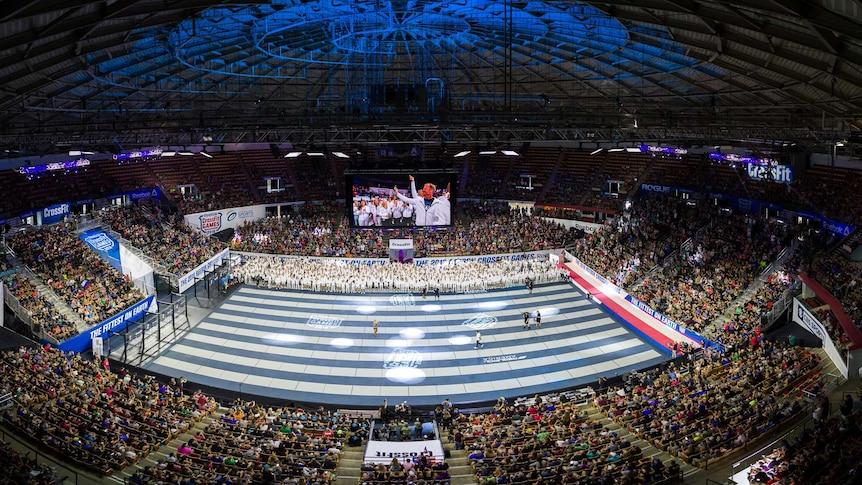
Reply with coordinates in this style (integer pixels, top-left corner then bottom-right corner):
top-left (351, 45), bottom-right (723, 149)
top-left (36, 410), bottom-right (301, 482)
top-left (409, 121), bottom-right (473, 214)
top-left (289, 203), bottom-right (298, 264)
top-left (142, 281), bottom-right (670, 407)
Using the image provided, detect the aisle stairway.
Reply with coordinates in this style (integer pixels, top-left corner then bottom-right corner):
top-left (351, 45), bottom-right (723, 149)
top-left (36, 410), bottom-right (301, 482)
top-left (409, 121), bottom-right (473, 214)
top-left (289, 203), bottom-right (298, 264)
top-left (116, 407), bottom-right (224, 483)
top-left (438, 427), bottom-right (484, 485)
top-left (333, 446), bottom-right (363, 485)
top-left (583, 402), bottom-right (699, 481)
top-left (2, 250), bottom-right (88, 337)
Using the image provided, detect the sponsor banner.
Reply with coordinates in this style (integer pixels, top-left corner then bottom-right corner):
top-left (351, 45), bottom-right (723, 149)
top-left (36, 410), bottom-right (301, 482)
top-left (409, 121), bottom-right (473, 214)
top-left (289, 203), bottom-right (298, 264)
top-left (541, 217), bottom-right (604, 234)
top-left (792, 298), bottom-right (848, 377)
top-left (306, 314), bottom-right (344, 328)
top-left (389, 294), bottom-right (416, 306)
top-left (709, 194), bottom-right (855, 238)
top-left (639, 184), bottom-right (695, 195)
top-left (178, 248), bottom-right (229, 293)
top-left (130, 187), bottom-right (161, 201)
top-left (568, 254), bottom-right (719, 350)
top-left (415, 250), bottom-right (553, 266)
top-left (184, 204), bottom-right (267, 234)
top-left (461, 313), bottom-right (499, 330)
top-left (41, 202), bottom-right (71, 225)
top-left (234, 251), bottom-right (388, 266)
top-left (483, 354), bottom-right (526, 364)
top-left (389, 238), bottom-right (414, 250)
top-left (106, 187), bottom-right (162, 201)
top-left (746, 164), bottom-right (793, 183)
top-left (364, 440), bottom-right (444, 464)
top-left (80, 229), bottom-right (123, 273)
top-left (624, 294), bottom-right (720, 350)
top-left (822, 219), bottom-right (854, 238)
top-left (57, 295), bottom-right (155, 353)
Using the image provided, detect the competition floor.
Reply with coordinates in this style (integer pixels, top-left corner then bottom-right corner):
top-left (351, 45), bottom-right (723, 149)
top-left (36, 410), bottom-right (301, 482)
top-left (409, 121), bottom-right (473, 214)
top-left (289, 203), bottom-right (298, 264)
top-left (142, 281), bottom-right (669, 407)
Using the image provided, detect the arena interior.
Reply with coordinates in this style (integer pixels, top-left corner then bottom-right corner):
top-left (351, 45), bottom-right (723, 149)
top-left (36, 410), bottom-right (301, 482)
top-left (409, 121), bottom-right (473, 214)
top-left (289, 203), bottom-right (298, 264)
top-left (2, 1), bottom-right (862, 485)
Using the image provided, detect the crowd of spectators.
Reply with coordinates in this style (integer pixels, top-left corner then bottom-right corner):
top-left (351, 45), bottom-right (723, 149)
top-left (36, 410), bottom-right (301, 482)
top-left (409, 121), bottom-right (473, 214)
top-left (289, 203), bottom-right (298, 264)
top-left (359, 457), bottom-right (451, 485)
top-left (99, 204), bottom-right (226, 275)
top-left (0, 257), bottom-right (79, 341)
top-left (744, 398), bottom-right (862, 485)
top-left (597, 340), bottom-right (814, 470)
top-left (176, 187), bottom-right (255, 216)
top-left (571, 196), bottom-right (712, 288)
top-left (456, 392), bottom-right (680, 484)
top-left (807, 254), bottom-right (862, 334)
top-left (0, 345), bottom-right (216, 475)
top-left (230, 203), bottom-right (578, 259)
top-left (0, 441), bottom-right (64, 485)
top-left (132, 400), bottom-right (365, 485)
top-left (711, 260), bottom-right (799, 350)
top-left (7, 224), bottom-right (145, 326)
top-left (628, 211), bottom-right (796, 335)
top-left (232, 255), bottom-right (563, 293)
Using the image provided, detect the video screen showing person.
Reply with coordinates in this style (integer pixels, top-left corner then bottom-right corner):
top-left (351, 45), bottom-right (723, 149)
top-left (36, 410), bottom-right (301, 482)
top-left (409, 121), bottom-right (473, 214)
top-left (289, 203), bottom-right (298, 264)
top-left (348, 172), bottom-right (456, 228)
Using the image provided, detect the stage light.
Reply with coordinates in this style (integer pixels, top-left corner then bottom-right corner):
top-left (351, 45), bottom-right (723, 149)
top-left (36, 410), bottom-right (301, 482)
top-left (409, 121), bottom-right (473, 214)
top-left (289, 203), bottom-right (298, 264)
top-left (477, 300), bottom-right (508, 310)
top-left (178, 151), bottom-right (194, 156)
top-left (162, 151), bottom-right (177, 157)
top-left (399, 329), bottom-right (425, 339)
top-left (453, 150), bottom-right (471, 157)
top-left (307, 151), bottom-right (325, 157)
top-left (385, 338), bottom-right (412, 348)
top-left (478, 150), bottom-right (497, 155)
top-left (625, 147), bottom-right (641, 153)
top-left (332, 151), bottom-right (350, 158)
top-left (590, 148), bottom-right (604, 155)
top-left (68, 150), bottom-right (82, 156)
top-left (200, 151), bottom-right (213, 158)
top-left (608, 148), bottom-right (625, 152)
top-left (330, 338), bottom-right (354, 349)
top-left (448, 335), bottom-right (473, 345)
top-left (262, 333), bottom-right (304, 345)
top-left (385, 367), bottom-right (426, 384)
top-left (283, 151), bottom-right (302, 158)
top-left (539, 307), bottom-right (560, 316)
top-left (501, 150), bottom-right (520, 156)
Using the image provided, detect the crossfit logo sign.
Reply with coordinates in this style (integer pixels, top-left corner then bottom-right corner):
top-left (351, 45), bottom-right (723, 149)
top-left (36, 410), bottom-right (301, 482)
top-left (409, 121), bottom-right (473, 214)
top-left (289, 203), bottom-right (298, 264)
top-left (383, 349), bottom-right (422, 369)
top-left (306, 314), bottom-right (344, 329)
top-left (199, 213), bottom-right (223, 233)
top-left (462, 313), bottom-right (498, 330)
top-left (389, 293), bottom-right (415, 307)
top-left (84, 232), bottom-right (116, 251)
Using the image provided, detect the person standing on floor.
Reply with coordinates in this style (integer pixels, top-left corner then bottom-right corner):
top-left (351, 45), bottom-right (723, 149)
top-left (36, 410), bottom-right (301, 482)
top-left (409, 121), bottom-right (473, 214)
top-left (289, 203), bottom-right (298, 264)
top-left (535, 310), bottom-right (542, 329)
top-left (475, 330), bottom-right (483, 349)
top-left (372, 319), bottom-right (379, 337)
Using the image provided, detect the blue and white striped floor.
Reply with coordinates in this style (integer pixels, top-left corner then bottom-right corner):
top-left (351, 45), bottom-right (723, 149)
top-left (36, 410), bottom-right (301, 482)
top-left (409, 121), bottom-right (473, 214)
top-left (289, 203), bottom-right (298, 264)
top-left (143, 282), bottom-right (668, 407)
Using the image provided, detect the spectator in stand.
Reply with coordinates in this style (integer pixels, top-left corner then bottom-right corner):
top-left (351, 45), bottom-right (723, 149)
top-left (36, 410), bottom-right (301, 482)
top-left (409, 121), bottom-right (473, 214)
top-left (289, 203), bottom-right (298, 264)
top-left (99, 202), bottom-right (226, 276)
top-left (8, 225), bottom-right (145, 325)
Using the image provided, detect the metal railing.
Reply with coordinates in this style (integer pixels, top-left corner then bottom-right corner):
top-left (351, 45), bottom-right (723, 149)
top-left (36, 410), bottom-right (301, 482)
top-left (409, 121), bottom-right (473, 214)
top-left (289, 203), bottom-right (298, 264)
top-left (1, 426), bottom-right (78, 485)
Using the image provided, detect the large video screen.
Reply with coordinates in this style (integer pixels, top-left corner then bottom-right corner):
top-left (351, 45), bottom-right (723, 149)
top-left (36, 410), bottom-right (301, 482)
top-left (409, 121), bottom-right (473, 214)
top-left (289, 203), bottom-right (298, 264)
top-left (348, 172), bottom-right (457, 228)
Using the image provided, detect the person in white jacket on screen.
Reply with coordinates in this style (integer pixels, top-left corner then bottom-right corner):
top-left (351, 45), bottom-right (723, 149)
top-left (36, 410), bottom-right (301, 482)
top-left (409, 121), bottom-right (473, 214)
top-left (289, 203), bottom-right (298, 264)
top-left (393, 175), bottom-right (450, 226)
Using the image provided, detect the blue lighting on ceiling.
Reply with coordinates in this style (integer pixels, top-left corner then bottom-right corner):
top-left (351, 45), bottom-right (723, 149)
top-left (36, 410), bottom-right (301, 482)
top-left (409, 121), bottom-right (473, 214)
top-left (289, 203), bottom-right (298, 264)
top-left (77, 1), bottom-right (708, 98)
